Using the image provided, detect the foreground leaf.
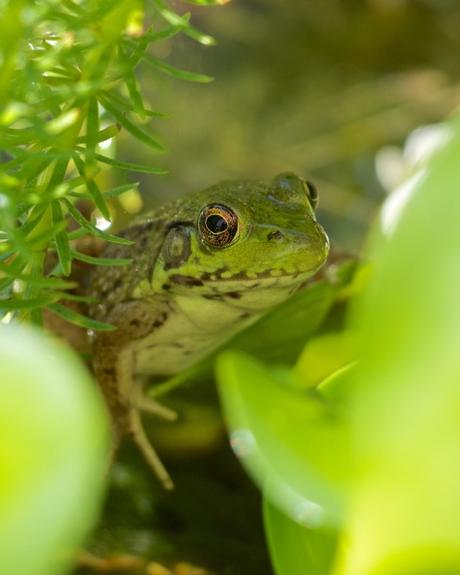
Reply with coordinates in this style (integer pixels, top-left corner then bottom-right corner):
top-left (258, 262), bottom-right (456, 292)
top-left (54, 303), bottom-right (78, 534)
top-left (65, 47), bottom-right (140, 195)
top-left (0, 324), bottom-right (109, 575)
top-left (263, 498), bottom-right (338, 575)
top-left (336, 120), bottom-right (460, 574)
top-left (216, 351), bottom-right (348, 528)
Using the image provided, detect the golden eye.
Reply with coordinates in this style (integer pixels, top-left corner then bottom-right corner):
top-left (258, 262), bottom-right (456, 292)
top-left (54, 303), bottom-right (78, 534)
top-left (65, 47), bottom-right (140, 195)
top-left (198, 204), bottom-right (239, 248)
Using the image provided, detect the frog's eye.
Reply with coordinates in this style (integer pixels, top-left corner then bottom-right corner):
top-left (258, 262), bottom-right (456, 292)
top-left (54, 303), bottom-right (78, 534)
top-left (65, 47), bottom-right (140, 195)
top-left (199, 204), bottom-right (239, 248)
top-left (305, 180), bottom-right (319, 210)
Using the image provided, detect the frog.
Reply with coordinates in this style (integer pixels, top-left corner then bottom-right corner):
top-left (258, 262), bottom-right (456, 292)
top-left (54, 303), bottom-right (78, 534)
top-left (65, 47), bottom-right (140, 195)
top-left (88, 172), bottom-right (329, 489)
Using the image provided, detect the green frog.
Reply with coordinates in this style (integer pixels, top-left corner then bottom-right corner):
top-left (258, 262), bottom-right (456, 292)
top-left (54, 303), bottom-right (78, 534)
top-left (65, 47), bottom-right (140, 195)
top-left (88, 173), bottom-right (329, 488)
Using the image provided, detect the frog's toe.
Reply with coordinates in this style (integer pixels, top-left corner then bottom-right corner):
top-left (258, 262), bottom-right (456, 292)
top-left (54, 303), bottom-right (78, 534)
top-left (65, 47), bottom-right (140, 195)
top-left (128, 408), bottom-right (174, 490)
top-left (134, 395), bottom-right (178, 421)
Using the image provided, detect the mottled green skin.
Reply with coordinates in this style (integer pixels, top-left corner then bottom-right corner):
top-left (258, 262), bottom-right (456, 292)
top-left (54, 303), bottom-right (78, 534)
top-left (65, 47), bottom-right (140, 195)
top-left (88, 173), bottom-right (329, 486)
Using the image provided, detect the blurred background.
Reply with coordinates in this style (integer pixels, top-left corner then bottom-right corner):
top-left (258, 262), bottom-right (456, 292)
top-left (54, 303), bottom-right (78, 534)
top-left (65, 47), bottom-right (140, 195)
top-left (112, 0), bottom-right (460, 251)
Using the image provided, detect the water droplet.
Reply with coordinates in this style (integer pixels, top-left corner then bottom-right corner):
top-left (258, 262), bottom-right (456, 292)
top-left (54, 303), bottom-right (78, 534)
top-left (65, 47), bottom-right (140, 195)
top-left (230, 429), bottom-right (256, 459)
top-left (95, 216), bottom-right (111, 231)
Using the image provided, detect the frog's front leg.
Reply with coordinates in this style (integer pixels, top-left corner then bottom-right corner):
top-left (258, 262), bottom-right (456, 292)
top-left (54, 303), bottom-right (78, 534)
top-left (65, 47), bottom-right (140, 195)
top-left (92, 300), bottom-right (176, 489)
top-left (127, 402), bottom-right (174, 490)
top-left (115, 344), bottom-right (175, 490)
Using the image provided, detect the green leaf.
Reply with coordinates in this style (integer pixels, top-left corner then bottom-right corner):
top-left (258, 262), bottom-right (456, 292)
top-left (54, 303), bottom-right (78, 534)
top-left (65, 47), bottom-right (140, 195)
top-left (0, 324), bottom-right (109, 575)
top-left (92, 153), bottom-right (167, 175)
top-left (339, 122), bottom-right (460, 574)
top-left (216, 351), bottom-right (348, 528)
top-left (294, 330), bottom-right (358, 390)
top-left (76, 124), bottom-right (120, 145)
top-left (143, 53), bottom-right (213, 83)
top-left (0, 262), bottom-right (76, 289)
top-left (99, 95), bottom-right (166, 152)
top-left (51, 201), bottom-right (72, 276)
top-left (47, 303), bottom-right (116, 331)
top-left (85, 97), bottom-right (99, 166)
top-left (0, 205), bottom-right (34, 259)
top-left (263, 498), bottom-right (338, 575)
top-left (101, 90), bottom-right (166, 118)
top-left (63, 199), bottom-right (134, 246)
top-left (29, 220), bottom-right (68, 250)
top-left (70, 249), bottom-right (131, 267)
top-left (143, 22), bottom-right (188, 43)
top-left (44, 156), bottom-right (70, 192)
top-left (45, 108), bottom-right (80, 135)
top-left (66, 228), bottom-right (90, 240)
top-left (150, 0), bottom-right (216, 46)
top-left (123, 71), bottom-right (146, 117)
top-left (61, 0), bottom-right (87, 17)
top-left (55, 292), bottom-right (97, 304)
top-left (0, 294), bottom-right (59, 311)
top-left (87, 227), bottom-right (134, 246)
top-left (103, 182), bottom-right (140, 198)
top-left (72, 152), bottom-right (111, 220)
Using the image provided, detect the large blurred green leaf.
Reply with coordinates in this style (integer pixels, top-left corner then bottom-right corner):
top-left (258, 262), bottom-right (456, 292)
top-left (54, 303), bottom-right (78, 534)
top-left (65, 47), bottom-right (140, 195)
top-left (263, 498), bottom-right (338, 575)
top-left (216, 351), bottom-right (349, 528)
top-left (335, 119), bottom-right (460, 575)
top-left (0, 324), bottom-right (109, 575)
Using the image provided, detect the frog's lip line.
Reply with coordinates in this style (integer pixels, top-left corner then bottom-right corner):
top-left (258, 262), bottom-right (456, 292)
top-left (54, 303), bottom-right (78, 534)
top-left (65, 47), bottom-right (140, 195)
top-left (210, 270), bottom-right (317, 292)
top-left (169, 265), bottom-right (322, 290)
top-left (202, 264), bottom-right (322, 282)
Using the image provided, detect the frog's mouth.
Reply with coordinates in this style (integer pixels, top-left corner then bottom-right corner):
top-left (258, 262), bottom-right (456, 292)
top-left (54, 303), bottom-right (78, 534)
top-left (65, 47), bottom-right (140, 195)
top-left (169, 266), bottom-right (323, 314)
top-left (168, 263), bottom-right (321, 299)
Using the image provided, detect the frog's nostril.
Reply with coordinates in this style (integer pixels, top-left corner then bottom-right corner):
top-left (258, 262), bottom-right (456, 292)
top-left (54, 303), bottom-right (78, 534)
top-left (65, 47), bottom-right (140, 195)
top-left (267, 230), bottom-right (284, 241)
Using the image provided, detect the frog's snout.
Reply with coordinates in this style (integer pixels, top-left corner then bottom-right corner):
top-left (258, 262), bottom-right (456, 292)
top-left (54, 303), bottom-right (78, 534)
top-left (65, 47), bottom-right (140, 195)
top-left (263, 221), bottom-right (329, 275)
top-left (316, 222), bottom-right (330, 261)
top-left (267, 223), bottom-right (329, 257)
top-left (302, 225), bottom-right (331, 268)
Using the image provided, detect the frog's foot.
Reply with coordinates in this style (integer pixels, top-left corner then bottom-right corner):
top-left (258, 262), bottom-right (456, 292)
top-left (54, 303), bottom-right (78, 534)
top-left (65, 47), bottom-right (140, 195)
top-left (128, 407), bottom-right (174, 490)
top-left (133, 394), bottom-right (178, 422)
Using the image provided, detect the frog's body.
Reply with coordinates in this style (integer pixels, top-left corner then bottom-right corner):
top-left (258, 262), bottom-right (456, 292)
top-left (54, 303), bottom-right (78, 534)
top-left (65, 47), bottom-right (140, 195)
top-left (88, 173), bottom-right (329, 488)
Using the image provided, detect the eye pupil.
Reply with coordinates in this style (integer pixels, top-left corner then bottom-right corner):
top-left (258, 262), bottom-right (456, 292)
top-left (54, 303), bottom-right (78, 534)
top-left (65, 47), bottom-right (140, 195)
top-left (206, 214), bottom-right (228, 234)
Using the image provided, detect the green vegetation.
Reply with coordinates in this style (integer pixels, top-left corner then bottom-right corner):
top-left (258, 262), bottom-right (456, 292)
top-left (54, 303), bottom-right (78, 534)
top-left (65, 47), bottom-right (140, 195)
top-left (218, 117), bottom-right (460, 574)
top-left (2, 2), bottom-right (460, 575)
top-left (0, 0), bottom-right (215, 327)
top-left (0, 323), bottom-right (108, 575)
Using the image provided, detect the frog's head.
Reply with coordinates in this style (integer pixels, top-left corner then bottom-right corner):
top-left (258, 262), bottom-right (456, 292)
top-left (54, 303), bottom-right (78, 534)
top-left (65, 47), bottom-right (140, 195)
top-left (152, 173), bottom-right (329, 312)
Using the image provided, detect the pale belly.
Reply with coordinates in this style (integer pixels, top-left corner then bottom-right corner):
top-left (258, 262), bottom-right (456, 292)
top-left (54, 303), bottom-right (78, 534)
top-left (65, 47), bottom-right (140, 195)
top-left (134, 333), bottom-right (219, 376)
top-left (132, 282), bottom-right (300, 377)
top-left (132, 295), bottom-right (260, 376)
